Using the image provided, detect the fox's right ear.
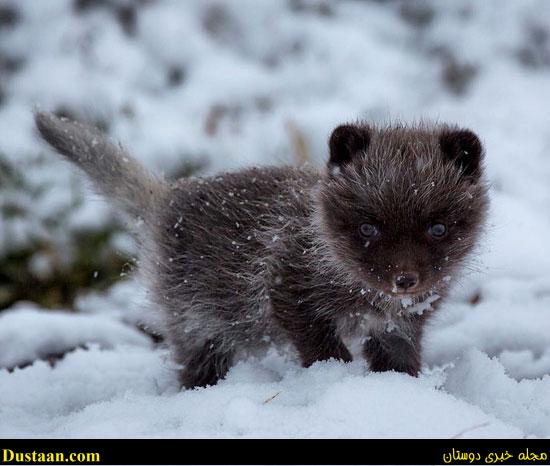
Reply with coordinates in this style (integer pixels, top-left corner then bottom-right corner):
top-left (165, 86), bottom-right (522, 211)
top-left (439, 128), bottom-right (484, 179)
top-left (328, 124), bottom-right (371, 174)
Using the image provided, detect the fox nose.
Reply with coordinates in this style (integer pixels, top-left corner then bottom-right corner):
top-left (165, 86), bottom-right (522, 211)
top-left (394, 272), bottom-right (419, 292)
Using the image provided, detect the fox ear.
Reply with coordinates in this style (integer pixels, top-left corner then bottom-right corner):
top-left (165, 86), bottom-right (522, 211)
top-left (328, 124), bottom-right (371, 173)
top-left (439, 128), bottom-right (483, 178)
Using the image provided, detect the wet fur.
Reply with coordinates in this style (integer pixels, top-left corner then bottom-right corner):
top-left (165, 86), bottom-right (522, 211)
top-left (34, 112), bottom-right (489, 388)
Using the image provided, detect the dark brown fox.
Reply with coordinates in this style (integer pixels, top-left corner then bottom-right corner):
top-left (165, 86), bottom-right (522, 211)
top-left (35, 112), bottom-right (489, 388)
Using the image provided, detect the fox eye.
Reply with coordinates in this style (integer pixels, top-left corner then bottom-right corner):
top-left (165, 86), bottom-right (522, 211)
top-left (428, 222), bottom-right (447, 238)
top-left (359, 223), bottom-right (379, 238)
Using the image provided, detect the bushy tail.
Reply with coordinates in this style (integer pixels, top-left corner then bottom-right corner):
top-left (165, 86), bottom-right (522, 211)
top-left (34, 111), bottom-right (165, 220)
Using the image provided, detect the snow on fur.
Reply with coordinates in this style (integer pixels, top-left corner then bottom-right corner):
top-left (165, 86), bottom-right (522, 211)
top-left (1, 0), bottom-right (550, 438)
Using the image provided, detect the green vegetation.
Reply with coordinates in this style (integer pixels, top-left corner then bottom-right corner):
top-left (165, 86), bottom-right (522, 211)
top-left (0, 150), bottom-right (206, 311)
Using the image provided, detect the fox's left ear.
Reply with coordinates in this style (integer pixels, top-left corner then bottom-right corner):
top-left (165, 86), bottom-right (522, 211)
top-left (439, 129), bottom-right (484, 178)
top-left (328, 124), bottom-right (371, 174)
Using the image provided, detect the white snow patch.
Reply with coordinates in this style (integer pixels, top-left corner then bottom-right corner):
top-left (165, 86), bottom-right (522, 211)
top-left (0, 348), bottom-right (522, 438)
top-left (445, 349), bottom-right (550, 438)
top-left (1, 0), bottom-right (550, 438)
top-left (0, 305), bottom-right (151, 369)
top-left (406, 294), bottom-right (440, 315)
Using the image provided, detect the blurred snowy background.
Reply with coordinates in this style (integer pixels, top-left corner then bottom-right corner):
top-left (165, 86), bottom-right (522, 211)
top-left (1, 0), bottom-right (550, 437)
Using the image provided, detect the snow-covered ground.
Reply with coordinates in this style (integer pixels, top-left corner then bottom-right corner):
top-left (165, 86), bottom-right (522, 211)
top-left (1, 0), bottom-right (550, 438)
